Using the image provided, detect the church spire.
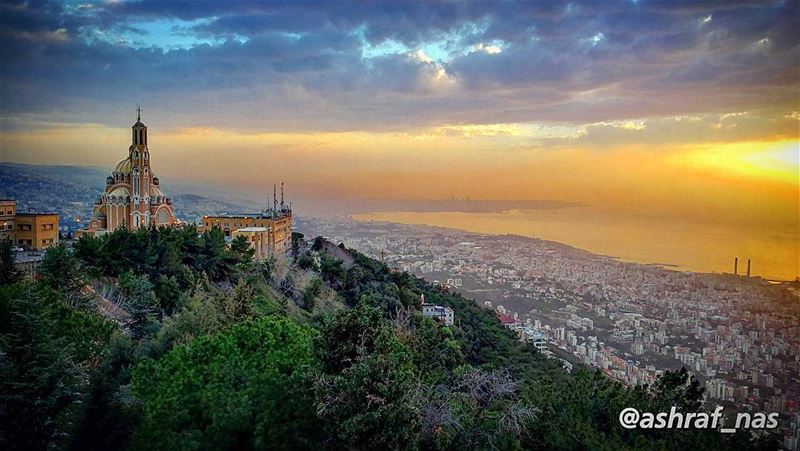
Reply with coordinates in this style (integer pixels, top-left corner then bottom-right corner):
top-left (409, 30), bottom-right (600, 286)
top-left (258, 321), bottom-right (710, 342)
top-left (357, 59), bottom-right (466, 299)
top-left (132, 104), bottom-right (147, 147)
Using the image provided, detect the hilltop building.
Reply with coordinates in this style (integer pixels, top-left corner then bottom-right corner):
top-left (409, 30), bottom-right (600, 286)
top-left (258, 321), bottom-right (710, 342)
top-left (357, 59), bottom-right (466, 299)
top-left (0, 199), bottom-right (15, 243)
top-left (77, 109), bottom-right (176, 237)
top-left (201, 184), bottom-right (293, 258)
top-left (0, 199), bottom-right (59, 250)
top-left (522, 328), bottom-right (549, 352)
top-left (420, 294), bottom-right (455, 326)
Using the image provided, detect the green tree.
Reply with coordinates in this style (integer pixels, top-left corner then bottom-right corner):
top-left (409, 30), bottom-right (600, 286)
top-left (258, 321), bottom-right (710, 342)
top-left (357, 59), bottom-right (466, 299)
top-left (199, 228), bottom-right (242, 282)
top-left (0, 295), bottom-right (83, 450)
top-left (301, 277), bottom-right (323, 311)
top-left (224, 278), bottom-right (255, 320)
top-left (409, 317), bottom-right (464, 381)
top-left (69, 332), bottom-right (138, 451)
top-left (291, 232), bottom-right (305, 259)
top-left (40, 244), bottom-right (84, 294)
top-left (148, 230), bottom-right (182, 277)
top-left (647, 367), bottom-right (705, 412)
top-left (119, 272), bottom-right (158, 340)
top-left (361, 284), bottom-right (404, 314)
top-left (154, 274), bottom-right (183, 315)
top-left (0, 239), bottom-right (20, 285)
top-left (296, 253), bottom-right (317, 271)
top-left (315, 303), bottom-right (421, 449)
top-left (229, 234), bottom-right (255, 264)
top-left (132, 317), bottom-right (321, 450)
top-left (148, 283), bottom-right (227, 358)
top-left (0, 283), bottom-right (113, 451)
top-left (319, 253), bottom-right (345, 288)
top-left (258, 255), bottom-right (277, 283)
top-left (311, 235), bottom-right (325, 252)
top-left (73, 234), bottom-right (103, 275)
top-left (417, 369), bottom-right (538, 450)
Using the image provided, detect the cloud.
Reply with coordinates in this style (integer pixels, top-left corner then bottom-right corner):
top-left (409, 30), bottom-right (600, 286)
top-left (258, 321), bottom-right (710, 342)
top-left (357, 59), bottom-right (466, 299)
top-left (536, 111), bottom-right (800, 149)
top-left (0, 0), bottom-right (797, 134)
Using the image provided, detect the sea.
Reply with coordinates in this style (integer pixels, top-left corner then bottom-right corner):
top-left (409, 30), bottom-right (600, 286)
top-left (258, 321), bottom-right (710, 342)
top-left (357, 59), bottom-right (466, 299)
top-left (353, 207), bottom-right (799, 281)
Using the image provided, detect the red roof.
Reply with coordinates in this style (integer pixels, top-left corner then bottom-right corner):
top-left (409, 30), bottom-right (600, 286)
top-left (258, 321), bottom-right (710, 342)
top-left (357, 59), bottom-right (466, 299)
top-left (498, 314), bottom-right (516, 325)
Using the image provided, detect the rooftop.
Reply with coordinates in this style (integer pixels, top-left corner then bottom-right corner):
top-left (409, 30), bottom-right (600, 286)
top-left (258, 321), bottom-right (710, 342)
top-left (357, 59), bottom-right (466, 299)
top-left (498, 314), bottom-right (516, 324)
top-left (205, 211), bottom-right (291, 220)
top-left (14, 251), bottom-right (45, 264)
top-left (15, 212), bottom-right (59, 217)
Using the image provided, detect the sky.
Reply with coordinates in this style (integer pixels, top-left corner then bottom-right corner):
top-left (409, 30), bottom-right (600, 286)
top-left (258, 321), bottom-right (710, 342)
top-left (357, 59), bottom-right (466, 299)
top-left (0, 0), bottom-right (798, 230)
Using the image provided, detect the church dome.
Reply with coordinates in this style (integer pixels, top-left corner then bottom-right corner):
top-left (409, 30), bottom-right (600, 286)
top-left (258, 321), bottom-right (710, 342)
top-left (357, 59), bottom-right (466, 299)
top-left (114, 157), bottom-right (132, 174)
top-left (150, 184), bottom-right (164, 196)
top-left (109, 187), bottom-right (130, 196)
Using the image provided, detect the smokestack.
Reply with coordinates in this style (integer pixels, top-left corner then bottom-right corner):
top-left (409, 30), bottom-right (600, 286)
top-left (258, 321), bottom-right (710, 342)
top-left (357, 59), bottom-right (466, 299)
top-left (734, 257), bottom-right (738, 276)
top-left (747, 259), bottom-right (751, 277)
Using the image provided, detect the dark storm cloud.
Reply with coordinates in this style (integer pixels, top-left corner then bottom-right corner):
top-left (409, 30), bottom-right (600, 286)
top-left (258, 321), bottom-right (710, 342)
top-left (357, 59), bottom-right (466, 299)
top-left (0, 0), bottom-right (797, 132)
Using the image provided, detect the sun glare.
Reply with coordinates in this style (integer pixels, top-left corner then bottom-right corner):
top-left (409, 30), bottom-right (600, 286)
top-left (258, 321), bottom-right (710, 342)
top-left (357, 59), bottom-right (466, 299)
top-left (672, 140), bottom-right (800, 184)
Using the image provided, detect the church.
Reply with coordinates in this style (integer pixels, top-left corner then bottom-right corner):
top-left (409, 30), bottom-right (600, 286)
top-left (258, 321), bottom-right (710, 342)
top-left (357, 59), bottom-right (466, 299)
top-left (77, 110), bottom-right (176, 237)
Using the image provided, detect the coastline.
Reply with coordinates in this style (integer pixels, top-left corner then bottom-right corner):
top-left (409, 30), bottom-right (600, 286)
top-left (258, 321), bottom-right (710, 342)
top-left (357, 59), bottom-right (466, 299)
top-left (349, 210), bottom-right (799, 283)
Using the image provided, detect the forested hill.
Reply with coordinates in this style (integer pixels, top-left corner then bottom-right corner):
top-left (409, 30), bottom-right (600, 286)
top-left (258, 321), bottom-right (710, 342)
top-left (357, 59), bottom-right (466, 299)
top-left (0, 228), bottom-right (778, 450)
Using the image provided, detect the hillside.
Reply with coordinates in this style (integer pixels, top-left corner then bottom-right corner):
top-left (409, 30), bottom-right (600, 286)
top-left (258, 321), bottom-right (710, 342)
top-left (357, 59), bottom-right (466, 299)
top-left (0, 228), bottom-right (778, 450)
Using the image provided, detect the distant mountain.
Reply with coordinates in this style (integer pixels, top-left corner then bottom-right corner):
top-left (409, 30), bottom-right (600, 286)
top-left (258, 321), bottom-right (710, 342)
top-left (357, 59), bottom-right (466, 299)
top-left (0, 162), bottom-right (109, 191)
top-left (170, 193), bottom-right (253, 222)
top-left (0, 162), bottom-right (249, 228)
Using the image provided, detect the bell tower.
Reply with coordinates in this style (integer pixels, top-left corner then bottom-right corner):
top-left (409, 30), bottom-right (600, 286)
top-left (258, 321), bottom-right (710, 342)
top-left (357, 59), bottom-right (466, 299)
top-left (132, 104), bottom-right (147, 147)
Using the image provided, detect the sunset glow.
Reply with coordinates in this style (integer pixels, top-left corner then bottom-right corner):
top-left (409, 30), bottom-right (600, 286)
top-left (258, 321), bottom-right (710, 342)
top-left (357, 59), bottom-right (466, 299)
top-left (0, 0), bottom-right (798, 278)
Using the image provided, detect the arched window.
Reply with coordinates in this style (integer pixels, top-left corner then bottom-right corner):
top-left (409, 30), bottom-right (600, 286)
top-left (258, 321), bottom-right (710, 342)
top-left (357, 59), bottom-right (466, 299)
top-left (157, 209), bottom-right (170, 225)
top-left (132, 168), bottom-right (140, 196)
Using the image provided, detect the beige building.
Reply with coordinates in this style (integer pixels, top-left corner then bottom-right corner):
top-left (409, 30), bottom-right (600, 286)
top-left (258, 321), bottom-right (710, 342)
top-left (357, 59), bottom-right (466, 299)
top-left (14, 214), bottom-right (59, 250)
top-left (203, 211), bottom-right (292, 258)
top-left (202, 186), bottom-right (293, 258)
top-left (231, 227), bottom-right (273, 260)
top-left (0, 199), bottom-right (59, 250)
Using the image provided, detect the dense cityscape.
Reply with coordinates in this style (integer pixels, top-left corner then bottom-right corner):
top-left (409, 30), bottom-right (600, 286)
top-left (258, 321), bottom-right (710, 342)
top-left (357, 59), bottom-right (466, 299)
top-left (300, 216), bottom-right (800, 447)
